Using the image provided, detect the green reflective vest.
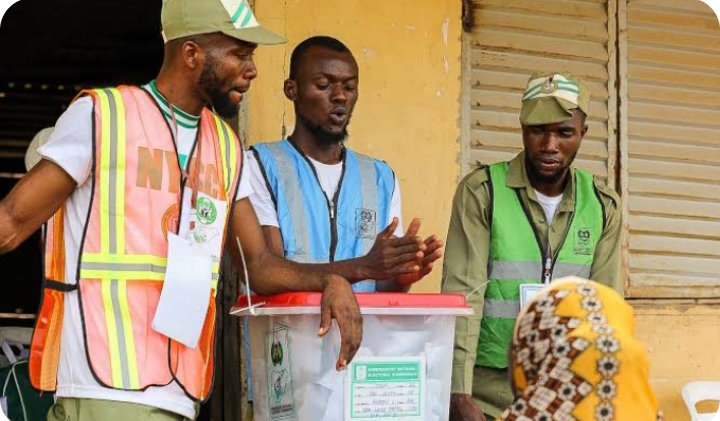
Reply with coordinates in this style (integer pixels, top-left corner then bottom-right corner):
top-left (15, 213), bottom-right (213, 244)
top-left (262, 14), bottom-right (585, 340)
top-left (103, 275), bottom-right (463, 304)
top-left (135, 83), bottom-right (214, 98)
top-left (476, 161), bottom-right (604, 368)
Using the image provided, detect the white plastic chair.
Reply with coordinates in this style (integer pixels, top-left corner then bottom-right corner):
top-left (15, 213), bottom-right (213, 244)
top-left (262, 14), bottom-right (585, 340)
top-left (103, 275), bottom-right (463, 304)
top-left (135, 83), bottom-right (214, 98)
top-left (681, 381), bottom-right (720, 421)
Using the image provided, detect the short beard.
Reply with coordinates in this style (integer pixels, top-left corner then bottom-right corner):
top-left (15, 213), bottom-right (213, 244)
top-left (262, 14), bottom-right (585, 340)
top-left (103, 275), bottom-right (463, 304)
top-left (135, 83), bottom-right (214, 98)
top-left (296, 113), bottom-right (349, 145)
top-left (199, 55), bottom-right (239, 119)
top-left (525, 152), bottom-right (575, 184)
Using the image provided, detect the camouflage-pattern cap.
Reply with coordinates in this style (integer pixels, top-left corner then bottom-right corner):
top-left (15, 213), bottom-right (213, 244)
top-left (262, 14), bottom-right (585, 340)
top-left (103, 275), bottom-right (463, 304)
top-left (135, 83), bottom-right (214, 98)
top-left (161, 0), bottom-right (286, 45)
top-left (519, 71), bottom-right (590, 125)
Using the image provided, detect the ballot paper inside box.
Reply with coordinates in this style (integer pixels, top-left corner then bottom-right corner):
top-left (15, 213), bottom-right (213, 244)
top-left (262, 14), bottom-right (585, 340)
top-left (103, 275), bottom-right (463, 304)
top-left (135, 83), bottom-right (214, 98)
top-left (231, 293), bottom-right (473, 421)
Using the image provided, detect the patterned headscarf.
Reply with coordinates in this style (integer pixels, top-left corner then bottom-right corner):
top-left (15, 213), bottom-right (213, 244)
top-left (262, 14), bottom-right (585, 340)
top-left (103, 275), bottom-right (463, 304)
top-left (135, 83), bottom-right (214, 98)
top-left (498, 277), bottom-right (663, 421)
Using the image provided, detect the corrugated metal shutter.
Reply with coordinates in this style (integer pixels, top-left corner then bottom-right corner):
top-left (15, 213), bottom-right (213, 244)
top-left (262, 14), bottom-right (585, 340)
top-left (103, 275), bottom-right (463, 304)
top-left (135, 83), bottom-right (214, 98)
top-left (621, 0), bottom-right (720, 297)
top-left (463, 0), bottom-right (617, 183)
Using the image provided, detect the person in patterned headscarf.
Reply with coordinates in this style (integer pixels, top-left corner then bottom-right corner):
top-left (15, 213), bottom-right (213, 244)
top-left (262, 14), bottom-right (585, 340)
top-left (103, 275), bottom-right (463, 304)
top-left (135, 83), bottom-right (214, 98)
top-left (499, 277), bottom-right (663, 421)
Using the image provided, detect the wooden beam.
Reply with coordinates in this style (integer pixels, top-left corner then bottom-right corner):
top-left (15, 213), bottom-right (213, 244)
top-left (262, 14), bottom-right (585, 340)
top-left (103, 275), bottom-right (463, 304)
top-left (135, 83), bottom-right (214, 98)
top-left (607, 0), bottom-right (618, 190)
top-left (618, 0), bottom-right (631, 294)
top-left (459, 32), bottom-right (473, 180)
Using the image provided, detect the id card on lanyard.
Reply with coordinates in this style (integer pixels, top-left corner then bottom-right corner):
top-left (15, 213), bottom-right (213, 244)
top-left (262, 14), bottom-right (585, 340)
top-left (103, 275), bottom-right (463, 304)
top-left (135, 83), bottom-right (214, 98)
top-left (152, 106), bottom-right (214, 349)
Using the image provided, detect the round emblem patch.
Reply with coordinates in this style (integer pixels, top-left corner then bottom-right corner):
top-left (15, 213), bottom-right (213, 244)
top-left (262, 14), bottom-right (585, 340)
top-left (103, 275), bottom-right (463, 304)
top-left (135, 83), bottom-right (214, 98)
top-left (196, 197), bottom-right (217, 225)
top-left (271, 340), bottom-right (283, 366)
top-left (541, 77), bottom-right (558, 94)
top-left (161, 203), bottom-right (179, 240)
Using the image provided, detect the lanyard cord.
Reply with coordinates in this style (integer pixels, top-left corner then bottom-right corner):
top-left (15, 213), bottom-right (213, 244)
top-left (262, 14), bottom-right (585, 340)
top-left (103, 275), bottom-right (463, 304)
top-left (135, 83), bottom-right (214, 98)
top-left (168, 104), bottom-right (201, 209)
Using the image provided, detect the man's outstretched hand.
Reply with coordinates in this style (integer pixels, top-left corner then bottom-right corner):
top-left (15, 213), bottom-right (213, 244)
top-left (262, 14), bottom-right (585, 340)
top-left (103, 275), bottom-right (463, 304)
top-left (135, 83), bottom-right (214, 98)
top-left (396, 219), bottom-right (444, 286)
top-left (358, 217), bottom-right (426, 281)
top-left (318, 274), bottom-right (363, 371)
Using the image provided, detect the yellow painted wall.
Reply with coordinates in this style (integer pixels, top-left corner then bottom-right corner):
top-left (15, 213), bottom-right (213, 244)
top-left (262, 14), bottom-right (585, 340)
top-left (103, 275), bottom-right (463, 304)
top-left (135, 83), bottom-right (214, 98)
top-left (248, 0), bottom-right (462, 292)
top-left (635, 303), bottom-right (720, 421)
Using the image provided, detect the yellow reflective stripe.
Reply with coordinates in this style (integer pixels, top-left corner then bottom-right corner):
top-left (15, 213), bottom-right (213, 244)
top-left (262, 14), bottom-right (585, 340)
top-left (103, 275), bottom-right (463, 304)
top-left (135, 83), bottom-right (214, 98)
top-left (81, 269), bottom-right (219, 286)
top-left (96, 88), bottom-right (126, 255)
top-left (213, 115), bottom-right (228, 190)
top-left (213, 115), bottom-right (237, 198)
top-left (86, 254), bottom-right (222, 275)
top-left (226, 118), bottom-right (238, 196)
top-left (82, 253), bottom-right (167, 266)
top-left (109, 89), bottom-right (127, 255)
top-left (83, 270), bottom-right (166, 281)
top-left (97, 90), bottom-right (112, 255)
top-left (214, 115), bottom-right (229, 192)
top-left (95, 89), bottom-right (138, 390)
top-left (117, 280), bottom-right (140, 389)
top-left (81, 259), bottom-right (220, 275)
top-left (101, 279), bottom-right (123, 387)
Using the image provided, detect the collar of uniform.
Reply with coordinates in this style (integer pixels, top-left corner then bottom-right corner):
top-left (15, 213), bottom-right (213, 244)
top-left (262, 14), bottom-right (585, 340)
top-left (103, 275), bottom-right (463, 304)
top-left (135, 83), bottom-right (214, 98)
top-left (506, 151), bottom-right (577, 212)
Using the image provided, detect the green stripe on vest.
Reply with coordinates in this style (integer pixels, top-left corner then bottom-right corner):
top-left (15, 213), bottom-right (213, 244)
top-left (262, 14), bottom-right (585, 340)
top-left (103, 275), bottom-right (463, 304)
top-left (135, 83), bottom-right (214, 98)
top-left (476, 161), bottom-right (603, 368)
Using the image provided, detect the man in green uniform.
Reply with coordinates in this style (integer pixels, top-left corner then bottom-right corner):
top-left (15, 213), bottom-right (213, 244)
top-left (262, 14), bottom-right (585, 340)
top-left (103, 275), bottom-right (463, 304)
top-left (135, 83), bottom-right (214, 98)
top-left (442, 71), bottom-right (622, 421)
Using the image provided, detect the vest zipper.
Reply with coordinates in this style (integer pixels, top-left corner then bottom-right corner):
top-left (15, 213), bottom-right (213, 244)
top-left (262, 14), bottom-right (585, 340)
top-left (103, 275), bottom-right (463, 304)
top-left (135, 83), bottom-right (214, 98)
top-left (515, 179), bottom-right (577, 283)
top-left (545, 175), bottom-right (577, 282)
top-left (328, 200), bottom-right (338, 262)
top-left (328, 160), bottom-right (345, 262)
top-left (543, 243), bottom-right (553, 284)
top-left (515, 189), bottom-right (548, 283)
top-left (286, 139), bottom-right (345, 262)
top-left (548, 207), bottom-right (576, 280)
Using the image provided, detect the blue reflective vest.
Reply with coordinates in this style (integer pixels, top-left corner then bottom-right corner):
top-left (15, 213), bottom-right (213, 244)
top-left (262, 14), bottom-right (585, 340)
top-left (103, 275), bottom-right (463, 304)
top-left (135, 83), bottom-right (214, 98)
top-left (251, 139), bottom-right (395, 292)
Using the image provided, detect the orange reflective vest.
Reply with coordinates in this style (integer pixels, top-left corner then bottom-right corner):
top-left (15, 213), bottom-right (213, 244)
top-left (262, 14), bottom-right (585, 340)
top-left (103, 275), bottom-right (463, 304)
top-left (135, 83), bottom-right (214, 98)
top-left (29, 86), bottom-right (242, 401)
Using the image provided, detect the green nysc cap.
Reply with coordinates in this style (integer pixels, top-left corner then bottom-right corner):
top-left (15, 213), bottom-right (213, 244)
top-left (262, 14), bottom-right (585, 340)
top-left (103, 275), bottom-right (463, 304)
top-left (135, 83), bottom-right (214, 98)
top-left (519, 71), bottom-right (590, 125)
top-left (161, 0), bottom-right (286, 45)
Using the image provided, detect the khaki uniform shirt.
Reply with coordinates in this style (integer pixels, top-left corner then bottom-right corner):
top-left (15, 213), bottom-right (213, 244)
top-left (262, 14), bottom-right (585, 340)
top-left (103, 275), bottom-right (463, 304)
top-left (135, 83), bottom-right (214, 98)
top-left (441, 152), bottom-right (622, 415)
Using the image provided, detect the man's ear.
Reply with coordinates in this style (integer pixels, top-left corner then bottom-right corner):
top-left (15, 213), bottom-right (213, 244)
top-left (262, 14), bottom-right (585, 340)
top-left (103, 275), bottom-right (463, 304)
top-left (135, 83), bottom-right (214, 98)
top-left (284, 79), bottom-right (298, 101)
top-left (181, 39), bottom-right (203, 70)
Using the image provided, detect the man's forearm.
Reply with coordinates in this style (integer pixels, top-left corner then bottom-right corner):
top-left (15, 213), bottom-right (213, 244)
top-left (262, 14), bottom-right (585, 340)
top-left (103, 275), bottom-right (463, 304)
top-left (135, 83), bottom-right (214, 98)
top-left (301, 257), bottom-right (368, 283)
top-left (244, 249), bottom-right (329, 295)
top-left (0, 202), bottom-right (20, 256)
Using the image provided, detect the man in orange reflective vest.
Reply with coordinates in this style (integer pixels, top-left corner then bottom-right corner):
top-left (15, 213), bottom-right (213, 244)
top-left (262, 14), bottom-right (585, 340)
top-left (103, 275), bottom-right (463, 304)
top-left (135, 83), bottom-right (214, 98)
top-left (0, 1), bottom-right (429, 420)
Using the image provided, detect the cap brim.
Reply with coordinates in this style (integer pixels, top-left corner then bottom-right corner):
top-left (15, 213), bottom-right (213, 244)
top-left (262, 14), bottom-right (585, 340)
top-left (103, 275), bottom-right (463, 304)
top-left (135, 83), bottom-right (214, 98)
top-left (221, 26), bottom-right (286, 45)
top-left (519, 97), bottom-right (576, 126)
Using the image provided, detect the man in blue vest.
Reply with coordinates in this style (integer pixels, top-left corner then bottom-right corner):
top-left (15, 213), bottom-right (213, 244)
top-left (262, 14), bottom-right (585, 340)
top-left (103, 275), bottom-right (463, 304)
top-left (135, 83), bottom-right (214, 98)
top-left (242, 36), bottom-right (444, 416)
top-left (247, 36), bottom-right (443, 290)
top-left (442, 71), bottom-right (622, 421)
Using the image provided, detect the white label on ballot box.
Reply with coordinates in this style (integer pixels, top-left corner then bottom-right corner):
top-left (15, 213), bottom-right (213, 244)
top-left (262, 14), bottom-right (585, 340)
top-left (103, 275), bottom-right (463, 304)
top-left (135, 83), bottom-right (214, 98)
top-left (265, 326), bottom-right (295, 420)
top-left (519, 284), bottom-right (544, 310)
top-left (152, 232), bottom-right (213, 349)
top-left (345, 356), bottom-right (426, 421)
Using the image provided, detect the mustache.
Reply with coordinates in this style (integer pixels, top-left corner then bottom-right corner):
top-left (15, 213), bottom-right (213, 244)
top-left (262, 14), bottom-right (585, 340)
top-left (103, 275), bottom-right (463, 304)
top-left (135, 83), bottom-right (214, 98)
top-left (534, 155), bottom-right (562, 164)
top-left (330, 106), bottom-right (348, 115)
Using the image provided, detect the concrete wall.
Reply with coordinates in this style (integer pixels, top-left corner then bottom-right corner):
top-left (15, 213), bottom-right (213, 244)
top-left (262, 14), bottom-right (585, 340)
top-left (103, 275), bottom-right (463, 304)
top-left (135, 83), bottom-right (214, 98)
top-left (635, 302), bottom-right (720, 420)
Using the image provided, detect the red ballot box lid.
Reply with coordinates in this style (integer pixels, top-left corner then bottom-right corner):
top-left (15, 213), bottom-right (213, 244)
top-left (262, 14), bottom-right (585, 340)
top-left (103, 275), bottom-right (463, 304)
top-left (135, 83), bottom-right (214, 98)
top-left (232, 292), bottom-right (473, 316)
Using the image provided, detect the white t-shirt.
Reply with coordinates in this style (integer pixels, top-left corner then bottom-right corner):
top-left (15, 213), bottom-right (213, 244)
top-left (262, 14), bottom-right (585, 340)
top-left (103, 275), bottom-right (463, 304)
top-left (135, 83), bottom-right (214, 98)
top-left (37, 86), bottom-right (252, 419)
top-left (246, 150), bottom-right (404, 238)
top-left (534, 189), bottom-right (563, 225)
